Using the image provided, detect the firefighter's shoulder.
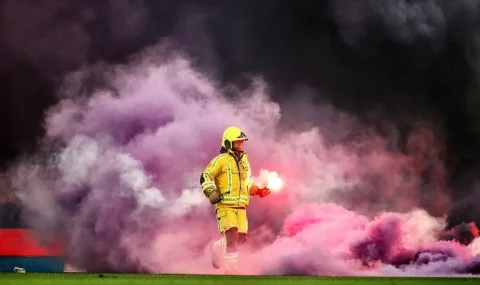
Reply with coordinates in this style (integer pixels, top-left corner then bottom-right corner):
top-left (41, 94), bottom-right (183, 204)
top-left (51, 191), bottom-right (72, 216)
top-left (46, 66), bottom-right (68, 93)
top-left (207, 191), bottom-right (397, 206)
top-left (208, 153), bottom-right (230, 164)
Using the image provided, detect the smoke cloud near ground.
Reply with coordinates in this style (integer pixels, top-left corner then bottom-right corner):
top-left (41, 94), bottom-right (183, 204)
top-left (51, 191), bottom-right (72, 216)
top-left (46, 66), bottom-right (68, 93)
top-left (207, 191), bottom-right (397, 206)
top-left (4, 0), bottom-right (480, 276)
top-left (6, 42), bottom-right (480, 276)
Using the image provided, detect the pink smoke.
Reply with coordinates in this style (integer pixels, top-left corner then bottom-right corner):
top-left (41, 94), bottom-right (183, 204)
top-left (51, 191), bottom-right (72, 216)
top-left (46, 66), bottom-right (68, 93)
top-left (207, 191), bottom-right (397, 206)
top-left (239, 204), bottom-right (480, 276)
top-left (9, 42), bottom-right (477, 276)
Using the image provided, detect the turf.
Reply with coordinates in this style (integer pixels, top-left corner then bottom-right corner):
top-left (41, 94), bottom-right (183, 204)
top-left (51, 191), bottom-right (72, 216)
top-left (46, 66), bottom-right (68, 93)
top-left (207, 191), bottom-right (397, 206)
top-left (0, 273), bottom-right (479, 285)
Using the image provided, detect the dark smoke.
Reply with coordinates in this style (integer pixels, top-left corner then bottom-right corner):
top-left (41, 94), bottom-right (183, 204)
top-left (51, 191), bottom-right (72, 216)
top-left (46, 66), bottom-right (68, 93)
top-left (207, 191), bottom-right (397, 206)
top-left (439, 222), bottom-right (479, 245)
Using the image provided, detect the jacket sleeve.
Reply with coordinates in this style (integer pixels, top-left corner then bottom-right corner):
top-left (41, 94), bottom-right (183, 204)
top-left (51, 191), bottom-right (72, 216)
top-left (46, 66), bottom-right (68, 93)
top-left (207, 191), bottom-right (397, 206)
top-left (244, 155), bottom-right (259, 192)
top-left (200, 156), bottom-right (223, 191)
top-left (248, 179), bottom-right (259, 195)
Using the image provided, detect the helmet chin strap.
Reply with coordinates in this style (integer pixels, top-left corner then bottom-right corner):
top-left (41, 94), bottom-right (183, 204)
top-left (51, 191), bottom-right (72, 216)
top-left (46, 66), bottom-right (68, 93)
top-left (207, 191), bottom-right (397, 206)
top-left (232, 149), bottom-right (244, 160)
top-left (227, 145), bottom-right (243, 157)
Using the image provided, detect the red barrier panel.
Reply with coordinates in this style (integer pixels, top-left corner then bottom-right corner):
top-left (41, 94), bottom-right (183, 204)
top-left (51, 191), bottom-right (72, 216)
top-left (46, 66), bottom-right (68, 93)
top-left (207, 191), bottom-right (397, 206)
top-left (0, 229), bottom-right (62, 256)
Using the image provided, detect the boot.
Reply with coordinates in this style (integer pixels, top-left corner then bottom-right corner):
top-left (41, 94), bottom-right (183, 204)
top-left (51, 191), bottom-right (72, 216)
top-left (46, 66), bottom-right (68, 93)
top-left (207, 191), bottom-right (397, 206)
top-left (210, 238), bottom-right (225, 269)
top-left (223, 251), bottom-right (238, 275)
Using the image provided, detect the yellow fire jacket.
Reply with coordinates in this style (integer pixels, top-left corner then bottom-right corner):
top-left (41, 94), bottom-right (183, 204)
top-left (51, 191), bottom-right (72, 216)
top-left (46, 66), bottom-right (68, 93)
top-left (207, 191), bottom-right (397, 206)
top-left (200, 149), bottom-right (257, 209)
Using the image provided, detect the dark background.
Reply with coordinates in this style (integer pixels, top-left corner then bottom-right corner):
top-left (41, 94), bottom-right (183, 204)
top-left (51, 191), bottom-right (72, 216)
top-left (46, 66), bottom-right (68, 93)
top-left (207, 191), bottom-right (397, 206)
top-left (1, 0), bottom-right (480, 229)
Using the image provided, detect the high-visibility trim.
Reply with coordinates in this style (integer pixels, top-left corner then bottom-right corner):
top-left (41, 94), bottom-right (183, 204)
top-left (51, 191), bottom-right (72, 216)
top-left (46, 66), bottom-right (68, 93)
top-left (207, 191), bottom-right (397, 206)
top-left (220, 195), bottom-right (248, 205)
top-left (201, 181), bottom-right (214, 189)
top-left (226, 164), bottom-right (232, 195)
top-left (224, 252), bottom-right (238, 259)
top-left (205, 154), bottom-right (226, 174)
top-left (201, 154), bottom-right (227, 191)
top-left (223, 252), bottom-right (238, 272)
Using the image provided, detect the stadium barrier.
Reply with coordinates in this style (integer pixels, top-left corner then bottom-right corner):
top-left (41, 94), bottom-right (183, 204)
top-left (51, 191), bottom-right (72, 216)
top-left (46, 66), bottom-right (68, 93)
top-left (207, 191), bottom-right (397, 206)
top-left (0, 202), bottom-right (65, 272)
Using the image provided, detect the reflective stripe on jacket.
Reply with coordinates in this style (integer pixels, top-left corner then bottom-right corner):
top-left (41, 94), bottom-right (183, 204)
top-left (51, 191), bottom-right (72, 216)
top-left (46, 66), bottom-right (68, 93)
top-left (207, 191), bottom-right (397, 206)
top-left (200, 150), bottom-right (257, 208)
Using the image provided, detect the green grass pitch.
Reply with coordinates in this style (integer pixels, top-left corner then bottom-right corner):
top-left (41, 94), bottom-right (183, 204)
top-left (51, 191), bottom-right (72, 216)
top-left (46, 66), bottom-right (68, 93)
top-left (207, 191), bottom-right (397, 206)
top-left (0, 273), bottom-right (479, 285)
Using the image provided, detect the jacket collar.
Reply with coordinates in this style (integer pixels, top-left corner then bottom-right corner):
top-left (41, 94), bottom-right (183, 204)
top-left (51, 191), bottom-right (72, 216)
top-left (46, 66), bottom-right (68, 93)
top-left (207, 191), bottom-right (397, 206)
top-left (220, 146), bottom-right (245, 160)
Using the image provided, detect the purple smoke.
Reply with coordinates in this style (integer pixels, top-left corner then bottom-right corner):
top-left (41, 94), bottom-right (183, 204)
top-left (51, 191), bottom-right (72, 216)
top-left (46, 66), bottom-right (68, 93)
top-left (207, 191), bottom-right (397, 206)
top-left (9, 42), bottom-right (480, 276)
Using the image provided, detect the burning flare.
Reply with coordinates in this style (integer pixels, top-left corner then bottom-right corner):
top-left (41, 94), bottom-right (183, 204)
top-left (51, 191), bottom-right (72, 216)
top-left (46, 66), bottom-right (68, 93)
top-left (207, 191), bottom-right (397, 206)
top-left (255, 169), bottom-right (284, 193)
top-left (266, 172), bottom-right (284, 192)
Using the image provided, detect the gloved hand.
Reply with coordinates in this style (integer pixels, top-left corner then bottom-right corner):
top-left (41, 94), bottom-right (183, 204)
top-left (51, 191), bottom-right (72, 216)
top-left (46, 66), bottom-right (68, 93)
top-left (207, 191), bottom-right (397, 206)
top-left (203, 186), bottom-right (222, 204)
top-left (256, 187), bottom-right (271, 198)
top-left (250, 186), bottom-right (271, 198)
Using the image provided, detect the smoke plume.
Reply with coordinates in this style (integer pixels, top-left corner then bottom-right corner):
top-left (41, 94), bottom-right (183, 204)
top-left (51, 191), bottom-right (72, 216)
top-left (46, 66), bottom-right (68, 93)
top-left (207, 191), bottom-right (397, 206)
top-left (4, 0), bottom-right (480, 277)
top-left (4, 41), bottom-right (479, 276)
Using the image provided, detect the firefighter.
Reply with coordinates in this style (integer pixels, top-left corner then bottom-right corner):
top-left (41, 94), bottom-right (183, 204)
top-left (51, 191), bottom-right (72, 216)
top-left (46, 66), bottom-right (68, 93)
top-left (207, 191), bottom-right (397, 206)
top-left (200, 126), bottom-right (271, 274)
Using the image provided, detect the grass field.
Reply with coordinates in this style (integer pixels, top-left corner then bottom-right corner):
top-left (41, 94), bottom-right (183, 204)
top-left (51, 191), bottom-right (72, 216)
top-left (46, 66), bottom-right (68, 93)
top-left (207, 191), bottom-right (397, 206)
top-left (0, 273), bottom-right (479, 285)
